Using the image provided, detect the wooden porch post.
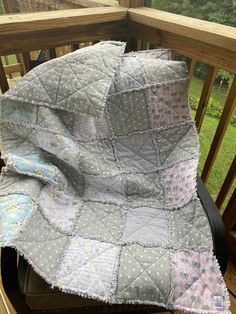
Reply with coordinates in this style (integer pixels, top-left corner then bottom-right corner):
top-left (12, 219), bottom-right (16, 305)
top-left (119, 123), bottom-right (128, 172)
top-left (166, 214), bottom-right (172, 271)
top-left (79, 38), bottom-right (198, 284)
top-left (119, 0), bottom-right (144, 7)
top-left (119, 1), bottom-right (144, 51)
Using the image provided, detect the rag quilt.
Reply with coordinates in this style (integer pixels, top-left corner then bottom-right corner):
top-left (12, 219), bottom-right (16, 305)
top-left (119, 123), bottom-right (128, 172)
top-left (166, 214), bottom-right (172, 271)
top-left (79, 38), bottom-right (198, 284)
top-left (0, 41), bottom-right (230, 313)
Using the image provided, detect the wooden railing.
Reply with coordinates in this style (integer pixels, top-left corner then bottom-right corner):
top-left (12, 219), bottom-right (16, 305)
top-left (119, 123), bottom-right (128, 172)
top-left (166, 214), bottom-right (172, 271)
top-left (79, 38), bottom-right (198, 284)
top-left (0, 0), bottom-right (235, 255)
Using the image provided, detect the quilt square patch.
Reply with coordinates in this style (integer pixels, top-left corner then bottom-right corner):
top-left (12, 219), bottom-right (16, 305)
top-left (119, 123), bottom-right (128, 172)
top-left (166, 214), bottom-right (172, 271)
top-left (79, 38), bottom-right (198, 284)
top-left (73, 111), bottom-right (112, 141)
top-left (171, 198), bottom-right (212, 248)
top-left (148, 82), bottom-right (190, 128)
top-left (161, 159), bottom-right (198, 209)
top-left (39, 184), bottom-right (82, 233)
top-left (141, 59), bottom-right (187, 85)
top-left (15, 209), bottom-right (67, 278)
top-left (117, 245), bottom-right (170, 303)
top-left (115, 132), bottom-right (158, 172)
top-left (56, 237), bottom-right (119, 297)
top-left (124, 172), bottom-right (164, 207)
top-left (154, 123), bottom-right (198, 167)
top-left (84, 174), bottom-right (125, 205)
top-left (0, 194), bottom-right (37, 243)
top-left (122, 207), bottom-right (169, 246)
top-left (109, 56), bottom-right (145, 94)
top-left (74, 201), bottom-right (124, 242)
top-left (171, 249), bottom-right (228, 312)
top-left (79, 139), bottom-right (118, 175)
top-left (107, 90), bottom-right (150, 136)
top-left (0, 99), bottom-right (37, 125)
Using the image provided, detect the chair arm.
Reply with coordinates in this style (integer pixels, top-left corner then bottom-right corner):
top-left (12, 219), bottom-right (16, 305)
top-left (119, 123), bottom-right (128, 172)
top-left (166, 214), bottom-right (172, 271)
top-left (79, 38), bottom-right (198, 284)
top-left (197, 177), bottom-right (228, 274)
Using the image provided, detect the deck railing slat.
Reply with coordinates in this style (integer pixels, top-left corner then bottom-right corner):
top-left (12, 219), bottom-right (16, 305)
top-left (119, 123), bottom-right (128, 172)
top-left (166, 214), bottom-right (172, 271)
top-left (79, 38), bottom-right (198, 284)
top-left (201, 76), bottom-right (236, 182)
top-left (195, 66), bottom-right (218, 131)
top-left (3, 62), bottom-right (23, 76)
top-left (0, 58), bottom-right (9, 93)
top-left (49, 48), bottom-right (57, 59)
top-left (223, 188), bottom-right (236, 231)
top-left (186, 57), bottom-right (196, 82)
top-left (119, 0), bottom-right (144, 7)
top-left (216, 155), bottom-right (236, 209)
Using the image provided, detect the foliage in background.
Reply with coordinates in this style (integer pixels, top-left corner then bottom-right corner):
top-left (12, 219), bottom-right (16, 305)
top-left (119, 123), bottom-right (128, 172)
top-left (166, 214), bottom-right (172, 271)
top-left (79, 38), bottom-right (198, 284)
top-left (152, 0), bottom-right (235, 86)
top-left (189, 95), bottom-right (236, 126)
top-left (152, 0), bottom-right (236, 26)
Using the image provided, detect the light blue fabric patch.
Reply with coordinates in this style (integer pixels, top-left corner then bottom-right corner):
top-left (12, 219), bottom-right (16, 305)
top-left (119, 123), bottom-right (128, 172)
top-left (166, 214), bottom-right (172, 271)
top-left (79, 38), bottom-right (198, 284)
top-left (7, 154), bottom-right (58, 183)
top-left (1, 100), bottom-right (36, 125)
top-left (0, 194), bottom-right (36, 242)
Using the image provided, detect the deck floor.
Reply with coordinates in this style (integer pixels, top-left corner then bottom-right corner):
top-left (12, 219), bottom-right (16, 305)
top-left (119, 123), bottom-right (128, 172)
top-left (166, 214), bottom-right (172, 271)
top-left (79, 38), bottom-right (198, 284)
top-left (0, 260), bottom-right (236, 313)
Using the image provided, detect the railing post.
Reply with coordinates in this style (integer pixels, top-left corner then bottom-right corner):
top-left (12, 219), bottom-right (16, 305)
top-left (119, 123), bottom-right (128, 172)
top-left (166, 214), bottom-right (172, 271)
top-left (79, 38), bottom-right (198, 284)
top-left (0, 57), bottom-right (9, 93)
top-left (119, 0), bottom-right (144, 7)
top-left (119, 1), bottom-right (144, 51)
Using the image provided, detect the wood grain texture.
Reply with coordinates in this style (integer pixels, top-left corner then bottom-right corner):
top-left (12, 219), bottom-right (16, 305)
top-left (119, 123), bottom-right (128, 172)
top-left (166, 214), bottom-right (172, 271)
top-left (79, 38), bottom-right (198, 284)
top-left (216, 155), bottom-right (236, 209)
top-left (201, 76), bottom-right (236, 182)
top-left (128, 8), bottom-right (236, 54)
top-left (0, 20), bottom-right (127, 55)
top-left (0, 58), bottom-right (9, 93)
top-left (0, 7), bottom-right (127, 36)
top-left (185, 57), bottom-right (195, 82)
top-left (119, 0), bottom-right (144, 7)
top-left (3, 63), bottom-right (23, 75)
top-left (129, 22), bottom-right (236, 73)
top-left (195, 66), bottom-right (218, 131)
top-left (223, 189), bottom-right (236, 231)
top-left (67, 0), bottom-right (118, 7)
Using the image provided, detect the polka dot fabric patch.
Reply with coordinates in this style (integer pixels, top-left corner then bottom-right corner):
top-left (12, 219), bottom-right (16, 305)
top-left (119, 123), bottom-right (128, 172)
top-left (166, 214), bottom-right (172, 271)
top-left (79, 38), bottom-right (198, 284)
top-left (0, 43), bottom-right (230, 313)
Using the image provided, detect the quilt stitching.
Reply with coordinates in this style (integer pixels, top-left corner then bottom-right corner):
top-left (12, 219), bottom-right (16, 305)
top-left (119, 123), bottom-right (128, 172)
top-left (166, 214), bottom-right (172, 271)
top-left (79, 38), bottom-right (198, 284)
top-left (0, 42), bottom-right (230, 314)
top-left (118, 247), bottom-right (169, 301)
top-left (154, 124), bottom-right (197, 165)
top-left (149, 86), bottom-right (188, 123)
top-left (115, 136), bottom-right (157, 168)
top-left (171, 200), bottom-right (212, 247)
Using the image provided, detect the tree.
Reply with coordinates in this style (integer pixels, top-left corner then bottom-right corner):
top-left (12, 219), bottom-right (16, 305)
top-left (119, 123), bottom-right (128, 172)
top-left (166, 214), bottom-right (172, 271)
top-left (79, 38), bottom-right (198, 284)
top-left (152, 0), bottom-right (236, 27)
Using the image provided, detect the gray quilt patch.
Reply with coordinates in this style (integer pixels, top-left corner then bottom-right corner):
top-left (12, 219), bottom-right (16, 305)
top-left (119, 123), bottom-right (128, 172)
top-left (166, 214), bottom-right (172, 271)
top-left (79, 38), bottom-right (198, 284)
top-left (84, 174), bottom-right (125, 205)
top-left (107, 90), bottom-right (150, 136)
top-left (109, 56), bottom-right (145, 94)
top-left (115, 132), bottom-right (158, 172)
top-left (122, 207), bottom-right (169, 246)
top-left (117, 245), bottom-right (170, 303)
top-left (74, 201), bottom-right (124, 242)
top-left (154, 123), bottom-right (198, 166)
top-left (124, 172), bottom-right (164, 207)
top-left (79, 139), bottom-right (118, 175)
top-left (171, 198), bottom-right (213, 248)
top-left (141, 58), bottom-right (187, 85)
top-left (15, 210), bottom-right (67, 278)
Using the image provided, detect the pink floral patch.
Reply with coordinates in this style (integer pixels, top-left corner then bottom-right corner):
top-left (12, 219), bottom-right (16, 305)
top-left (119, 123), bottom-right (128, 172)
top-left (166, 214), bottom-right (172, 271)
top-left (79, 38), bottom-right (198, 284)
top-left (161, 159), bottom-right (198, 209)
top-left (171, 249), bottom-right (229, 312)
top-left (148, 82), bottom-right (190, 128)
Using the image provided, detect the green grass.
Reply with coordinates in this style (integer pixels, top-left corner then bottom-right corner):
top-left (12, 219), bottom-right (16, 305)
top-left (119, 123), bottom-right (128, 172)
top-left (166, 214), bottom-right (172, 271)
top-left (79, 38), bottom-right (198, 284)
top-left (189, 77), bottom-right (235, 212)
top-left (189, 77), bottom-right (236, 209)
top-left (197, 115), bottom-right (236, 212)
top-left (189, 76), bottom-right (228, 105)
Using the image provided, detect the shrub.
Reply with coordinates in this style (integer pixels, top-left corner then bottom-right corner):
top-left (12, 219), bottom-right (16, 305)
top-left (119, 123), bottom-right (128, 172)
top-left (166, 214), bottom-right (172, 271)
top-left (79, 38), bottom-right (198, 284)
top-left (189, 95), bottom-right (236, 126)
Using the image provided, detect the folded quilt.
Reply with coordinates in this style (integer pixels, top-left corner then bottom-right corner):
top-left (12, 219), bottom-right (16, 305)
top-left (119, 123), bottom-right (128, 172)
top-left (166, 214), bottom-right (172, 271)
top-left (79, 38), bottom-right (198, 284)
top-left (0, 41), bottom-right (230, 313)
